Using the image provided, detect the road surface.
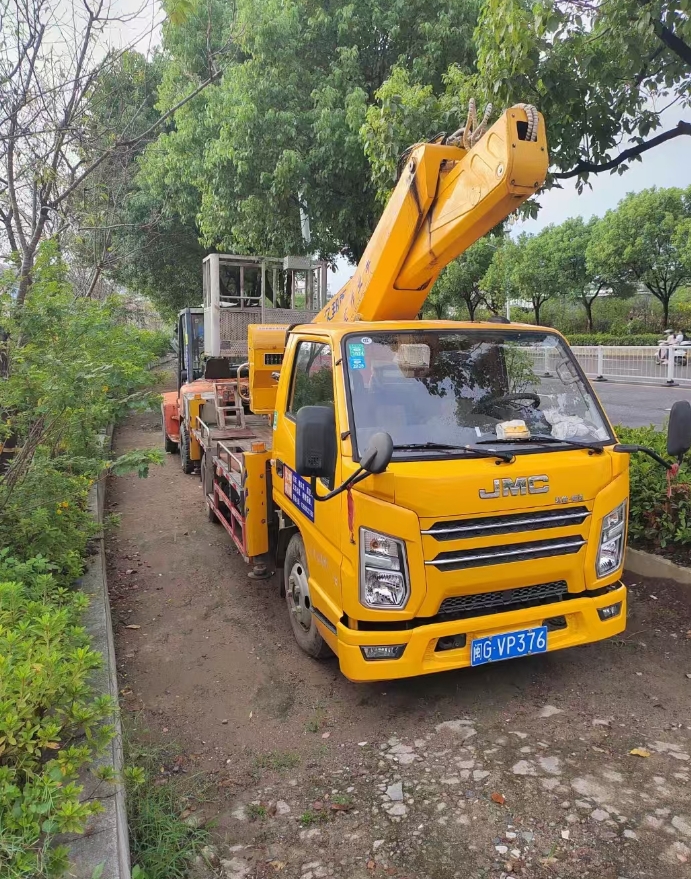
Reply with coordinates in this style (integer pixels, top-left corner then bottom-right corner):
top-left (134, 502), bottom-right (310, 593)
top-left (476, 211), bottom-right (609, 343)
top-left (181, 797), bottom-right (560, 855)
top-left (595, 382), bottom-right (691, 428)
top-left (108, 382), bottom-right (691, 879)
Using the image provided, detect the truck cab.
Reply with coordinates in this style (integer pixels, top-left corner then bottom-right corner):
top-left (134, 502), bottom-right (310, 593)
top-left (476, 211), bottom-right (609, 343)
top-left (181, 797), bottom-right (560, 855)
top-left (262, 320), bottom-right (634, 681)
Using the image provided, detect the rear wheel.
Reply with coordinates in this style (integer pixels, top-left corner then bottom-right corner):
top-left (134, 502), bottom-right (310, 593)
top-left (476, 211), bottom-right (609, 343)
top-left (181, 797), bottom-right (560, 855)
top-left (179, 423), bottom-right (195, 475)
top-left (162, 408), bottom-right (178, 454)
top-left (284, 534), bottom-right (332, 659)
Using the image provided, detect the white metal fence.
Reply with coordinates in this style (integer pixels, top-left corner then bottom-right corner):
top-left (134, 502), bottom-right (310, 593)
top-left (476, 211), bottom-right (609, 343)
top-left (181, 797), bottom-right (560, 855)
top-left (570, 346), bottom-right (691, 387)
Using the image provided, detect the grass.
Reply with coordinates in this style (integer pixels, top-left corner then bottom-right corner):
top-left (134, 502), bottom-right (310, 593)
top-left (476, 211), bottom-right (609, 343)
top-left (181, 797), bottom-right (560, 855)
top-left (299, 809), bottom-right (328, 827)
top-left (305, 705), bottom-right (327, 733)
top-left (253, 750), bottom-right (301, 771)
top-left (124, 733), bottom-right (210, 879)
top-left (246, 803), bottom-right (267, 821)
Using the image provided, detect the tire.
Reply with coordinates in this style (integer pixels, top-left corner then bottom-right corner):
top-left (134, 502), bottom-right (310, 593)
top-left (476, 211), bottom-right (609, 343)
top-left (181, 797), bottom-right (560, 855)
top-left (200, 453), bottom-right (218, 522)
top-left (179, 423), bottom-right (195, 475)
top-left (284, 534), bottom-right (332, 659)
top-left (162, 408), bottom-right (178, 454)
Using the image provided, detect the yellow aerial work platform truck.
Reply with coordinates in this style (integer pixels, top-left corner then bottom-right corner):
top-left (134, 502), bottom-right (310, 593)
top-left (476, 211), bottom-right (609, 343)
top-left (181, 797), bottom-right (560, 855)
top-left (170, 104), bottom-right (691, 682)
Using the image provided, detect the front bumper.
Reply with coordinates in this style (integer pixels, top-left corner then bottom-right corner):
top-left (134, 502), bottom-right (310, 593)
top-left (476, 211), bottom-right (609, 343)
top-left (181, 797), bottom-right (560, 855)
top-left (333, 583), bottom-right (626, 682)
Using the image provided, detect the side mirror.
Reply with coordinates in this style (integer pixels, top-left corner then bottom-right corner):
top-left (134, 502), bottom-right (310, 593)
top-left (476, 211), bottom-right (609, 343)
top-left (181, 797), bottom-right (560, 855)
top-left (667, 399), bottom-right (691, 459)
top-left (360, 431), bottom-right (393, 474)
top-left (295, 405), bottom-right (336, 479)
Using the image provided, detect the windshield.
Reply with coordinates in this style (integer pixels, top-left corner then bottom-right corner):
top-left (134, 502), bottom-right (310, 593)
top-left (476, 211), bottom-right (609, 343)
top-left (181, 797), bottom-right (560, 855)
top-left (343, 330), bottom-right (612, 457)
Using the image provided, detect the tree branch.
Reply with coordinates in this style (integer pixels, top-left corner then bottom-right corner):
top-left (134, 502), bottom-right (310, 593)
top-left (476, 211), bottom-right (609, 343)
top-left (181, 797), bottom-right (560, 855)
top-left (553, 121), bottom-right (691, 179)
top-left (652, 18), bottom-right (691, 68)
top-left (50, 70), bottom-right (222, 209)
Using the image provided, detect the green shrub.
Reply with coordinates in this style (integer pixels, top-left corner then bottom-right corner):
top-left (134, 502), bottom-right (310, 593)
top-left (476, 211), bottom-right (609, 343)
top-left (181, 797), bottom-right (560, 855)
top-left (0, 554), bottom-right (115, 878)
top-left (0, 241), bottom-right (164, 876)
top-left (566, 333), bottom-right (660, 347)
top-left (617, 425), bottom-right (691, 550)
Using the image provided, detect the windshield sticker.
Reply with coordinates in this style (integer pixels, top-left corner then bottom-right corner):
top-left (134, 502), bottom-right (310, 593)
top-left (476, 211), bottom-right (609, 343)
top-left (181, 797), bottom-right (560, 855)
top-left (284, 464), bottom-right (314, 522)
top-left (360, 336), bottom-right (372, 344)
top-left (348, 342), bottom-right (366, 370)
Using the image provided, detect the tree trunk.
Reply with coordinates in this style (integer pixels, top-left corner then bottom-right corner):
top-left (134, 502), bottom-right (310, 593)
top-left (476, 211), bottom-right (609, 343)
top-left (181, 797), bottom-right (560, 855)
top-left (533, 301), bottom-right (541, 325)
top-left (662, 296), bottom-right (670, 328)
top-left (584, 298), bottom-right (594, 332)
top-left (17, 251), bottom-right (35, 306)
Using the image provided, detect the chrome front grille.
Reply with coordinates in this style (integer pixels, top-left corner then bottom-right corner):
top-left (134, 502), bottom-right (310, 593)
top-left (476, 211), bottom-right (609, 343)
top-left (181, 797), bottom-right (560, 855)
top-left (438, 580), bottom-right (569, 617)
top-left (423, 506), bottom-right (590, 541)
top-left (426, 535), bottom-right (586, 570)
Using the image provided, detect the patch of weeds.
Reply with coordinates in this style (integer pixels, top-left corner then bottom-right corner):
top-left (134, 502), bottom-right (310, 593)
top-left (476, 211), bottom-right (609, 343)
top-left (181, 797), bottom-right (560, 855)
top-left (299, 808), bottom-right (329, 827)
top-left (124, 729), bottom-right (209, 879)
top-left (305, 706), bottom-right (327, 733)
top-left (253, 750), bottom-right (301, 771)
top-left (331, 793), bottom-right (353, 808)
top-left (246, 803), bottom-right (267, 821)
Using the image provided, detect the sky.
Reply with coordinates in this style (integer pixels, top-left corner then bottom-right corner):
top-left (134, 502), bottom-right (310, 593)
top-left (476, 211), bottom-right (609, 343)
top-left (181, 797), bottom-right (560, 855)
top-left (103, 1), bottom-right (691, 294)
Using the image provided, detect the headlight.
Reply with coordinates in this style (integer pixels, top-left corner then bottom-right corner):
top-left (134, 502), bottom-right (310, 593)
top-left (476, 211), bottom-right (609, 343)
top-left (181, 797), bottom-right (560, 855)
top-left (360, 528), bottom-right (410, 609)
top-left (596, 500), bottom-right (627, 578)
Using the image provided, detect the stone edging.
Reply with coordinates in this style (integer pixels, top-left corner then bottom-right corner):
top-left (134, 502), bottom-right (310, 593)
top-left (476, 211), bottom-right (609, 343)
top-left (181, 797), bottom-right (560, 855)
top-left (625, 546), bottom-right (691, 585)
top-left (66, 426), bottom-right (131, 879)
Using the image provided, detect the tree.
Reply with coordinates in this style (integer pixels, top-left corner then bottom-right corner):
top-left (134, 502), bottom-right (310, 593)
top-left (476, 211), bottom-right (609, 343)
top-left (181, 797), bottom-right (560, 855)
top-left (429, 236), bottom-right (501, 320)
top-left (533, 217), bottom-right (630, 332)
top-left (474, 0), bottom-right (691, 186)
top-left (588, 187), bottom-right (691, 327)
top-left (0, 0), bottom-right (219, 304)
top-left (136, 0), bottom-right (480, 296)
top-left (480, 237), bottom-right (520, 317)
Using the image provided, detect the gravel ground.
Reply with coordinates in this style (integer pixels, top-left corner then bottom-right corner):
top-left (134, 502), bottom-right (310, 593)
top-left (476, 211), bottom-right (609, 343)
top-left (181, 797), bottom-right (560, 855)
top-left (108, 383), bottom-right (691, 879)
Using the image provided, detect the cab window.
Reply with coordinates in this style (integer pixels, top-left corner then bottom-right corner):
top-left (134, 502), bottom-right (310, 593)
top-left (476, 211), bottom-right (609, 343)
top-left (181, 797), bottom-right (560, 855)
top-left (288, 341), bottom-right (334, 416)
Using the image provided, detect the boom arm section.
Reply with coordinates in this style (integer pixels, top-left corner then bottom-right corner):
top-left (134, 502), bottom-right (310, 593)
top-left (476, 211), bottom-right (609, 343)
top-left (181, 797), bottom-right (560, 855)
top-left (314, 105), bottom-right (548, 324)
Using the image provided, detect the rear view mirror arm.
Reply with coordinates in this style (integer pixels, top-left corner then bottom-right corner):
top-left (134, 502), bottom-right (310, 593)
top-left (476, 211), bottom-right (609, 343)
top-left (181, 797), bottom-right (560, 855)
top-left (613, 443), bottom-right (674, 470)
top-left (310, 468), bottom-right (369, 502)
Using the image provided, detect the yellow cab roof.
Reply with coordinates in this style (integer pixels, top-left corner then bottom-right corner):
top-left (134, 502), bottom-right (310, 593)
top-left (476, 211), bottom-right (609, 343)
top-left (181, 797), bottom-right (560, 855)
top-left (286, 320), bottom-right (564, 343)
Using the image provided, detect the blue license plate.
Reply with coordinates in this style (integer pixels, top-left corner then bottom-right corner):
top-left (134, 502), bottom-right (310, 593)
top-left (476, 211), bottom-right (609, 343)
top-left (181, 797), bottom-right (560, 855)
top-left (471, 626), bottom-right (548, 667)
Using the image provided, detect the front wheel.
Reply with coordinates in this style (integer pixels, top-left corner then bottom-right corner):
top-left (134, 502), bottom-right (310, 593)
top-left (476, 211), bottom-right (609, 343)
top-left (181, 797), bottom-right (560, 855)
top-left (284, 534), bottom-right (332, 660)
top-left (179, 423), bottom-right (195, 475)
top-left (162, 408), bottom-right (178, 454)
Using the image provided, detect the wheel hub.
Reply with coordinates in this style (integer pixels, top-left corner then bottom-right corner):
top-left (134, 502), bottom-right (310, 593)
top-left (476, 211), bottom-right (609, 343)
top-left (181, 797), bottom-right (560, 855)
top-left (288, 562), bottom-right (312, 631)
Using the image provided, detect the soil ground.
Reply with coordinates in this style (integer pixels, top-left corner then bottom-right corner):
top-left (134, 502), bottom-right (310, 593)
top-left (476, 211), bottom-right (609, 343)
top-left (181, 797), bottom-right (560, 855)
top-left (108, 377), bottom-right (691, 879)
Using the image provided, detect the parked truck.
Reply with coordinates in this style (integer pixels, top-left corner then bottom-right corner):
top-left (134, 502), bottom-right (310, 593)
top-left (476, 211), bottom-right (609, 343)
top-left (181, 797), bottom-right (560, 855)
top-left (164, 104), bottom-right (691, 682)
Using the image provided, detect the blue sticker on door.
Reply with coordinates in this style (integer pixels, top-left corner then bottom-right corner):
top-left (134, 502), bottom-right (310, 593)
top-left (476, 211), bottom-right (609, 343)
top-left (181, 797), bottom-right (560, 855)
top-left (284, 464), bottom-right (315, 522)
top-left (348, 342), bottom-right (366, 370)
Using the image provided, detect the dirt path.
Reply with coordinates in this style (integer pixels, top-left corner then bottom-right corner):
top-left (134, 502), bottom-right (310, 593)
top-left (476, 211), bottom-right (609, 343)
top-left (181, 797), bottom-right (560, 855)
top-left (108, 387), bottom-right (691, 879)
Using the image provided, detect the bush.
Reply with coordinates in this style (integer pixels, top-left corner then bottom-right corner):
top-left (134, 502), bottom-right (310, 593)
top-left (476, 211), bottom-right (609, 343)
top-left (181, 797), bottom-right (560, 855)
top-left (566, 333), bottom-right (660, 346)
top-left (0, 242), bottom-right (163, 877)
top-left (617, 425), bottom-right (691, 551)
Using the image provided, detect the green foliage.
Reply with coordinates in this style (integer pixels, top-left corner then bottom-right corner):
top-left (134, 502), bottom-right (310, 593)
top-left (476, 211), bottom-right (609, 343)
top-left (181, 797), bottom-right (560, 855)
top-left (0, 242), bottom-right (163, 877)
top-left (133, 0), bottom-right (480, 312)
top-left (617, 425), bottom-right (691, 551)
top-left (474, 0), bottom-right (691, 185)
top-left (587, 187), bottom-right (691, 326)
top-left (566, 334), bottom-right (661, 347)
top-left (426, 235), bottom-right (500, 320)
top-left (124, 738), bottom-right (209, 879)
top-left (0, 554), bottom-right (115, 878)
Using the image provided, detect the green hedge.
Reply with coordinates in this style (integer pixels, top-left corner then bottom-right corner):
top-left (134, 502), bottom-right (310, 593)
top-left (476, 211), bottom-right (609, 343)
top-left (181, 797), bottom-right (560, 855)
top-left (617, 425), bottom-right (691, 550)
top-left (0, 243), bottom-right (164, 877)
top-left (566, 333), bottom-right (661, 347)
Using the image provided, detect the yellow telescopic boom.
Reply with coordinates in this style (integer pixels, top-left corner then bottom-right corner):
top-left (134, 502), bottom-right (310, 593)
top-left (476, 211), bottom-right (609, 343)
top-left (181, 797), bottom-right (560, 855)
top-left (314, 104), bottom-right (548, 324)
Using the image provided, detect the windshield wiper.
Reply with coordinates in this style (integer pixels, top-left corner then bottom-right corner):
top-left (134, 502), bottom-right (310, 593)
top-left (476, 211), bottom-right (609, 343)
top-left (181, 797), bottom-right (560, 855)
top-left (476, 434), bottom-right (605, 454)
top-left (393, 442), bottom-right (514, 463)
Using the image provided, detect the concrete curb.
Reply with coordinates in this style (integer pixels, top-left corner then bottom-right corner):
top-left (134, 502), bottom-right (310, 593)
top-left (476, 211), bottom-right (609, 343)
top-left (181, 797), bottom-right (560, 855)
top-left (625, 546), bottom-right (691, 585)
top-left (66, 425), bottom-right (131, 879)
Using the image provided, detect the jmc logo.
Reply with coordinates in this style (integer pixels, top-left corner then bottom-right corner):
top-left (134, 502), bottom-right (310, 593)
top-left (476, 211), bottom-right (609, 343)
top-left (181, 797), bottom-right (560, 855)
top-left (479, 475), bottom-right (549, 499)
